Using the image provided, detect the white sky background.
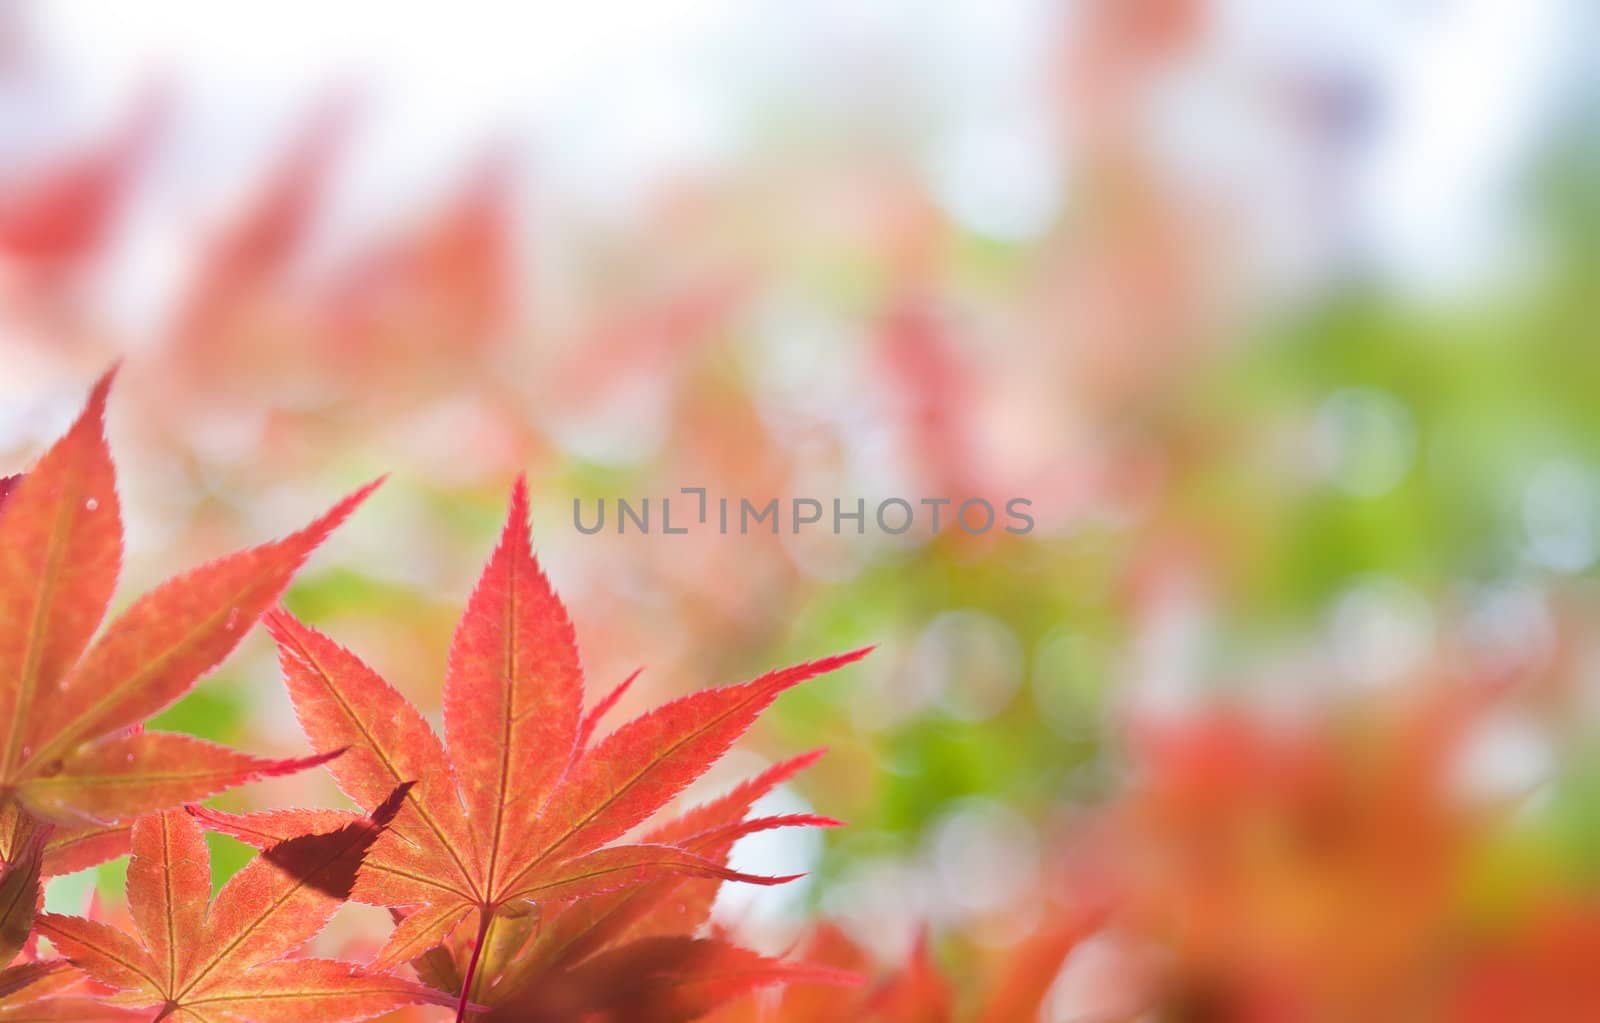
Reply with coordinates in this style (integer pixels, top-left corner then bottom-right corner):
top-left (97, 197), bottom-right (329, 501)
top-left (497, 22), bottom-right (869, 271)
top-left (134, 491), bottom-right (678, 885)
top-left (6, 0), bottom-right (1589, 321)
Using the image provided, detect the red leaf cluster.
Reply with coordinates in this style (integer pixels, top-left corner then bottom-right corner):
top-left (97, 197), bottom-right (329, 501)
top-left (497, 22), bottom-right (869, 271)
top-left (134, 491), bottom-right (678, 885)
top-left (2, 374), bottom-right (865, 1021)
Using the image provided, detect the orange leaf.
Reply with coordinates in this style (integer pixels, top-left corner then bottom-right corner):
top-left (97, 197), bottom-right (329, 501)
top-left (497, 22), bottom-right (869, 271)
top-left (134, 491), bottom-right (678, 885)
top-left (0, 371), bottom-right (121, 779)
top-left (260, 476), bottom-right (867, 1017)
top-left (442, 476), bottom-right (582, 890)
top-left (0, 371), bottom-right (378, 828)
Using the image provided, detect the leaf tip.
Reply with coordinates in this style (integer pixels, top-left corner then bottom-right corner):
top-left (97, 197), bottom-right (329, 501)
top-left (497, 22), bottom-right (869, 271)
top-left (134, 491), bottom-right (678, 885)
top-left (790, 747), bottom-right (829, 770)
top-left (284, 475), bottom-right (386, 554)
top-left (48, 366), bottom-right (120, 471)
top-left (259, 746), bottom-right (347, 781)
top-left (501, 472), bottom-right (533, 543)
top-left (86, 363), bottom-right (119, 412)
top-left (263, 604), bottom-right (299, 637)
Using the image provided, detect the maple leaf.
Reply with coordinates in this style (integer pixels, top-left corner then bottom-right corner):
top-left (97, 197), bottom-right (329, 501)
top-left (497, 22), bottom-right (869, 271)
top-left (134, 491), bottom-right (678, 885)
top-left (192, 477), bottom-right (869, 1018)
top-left (0, 370), bottom-right (377, 849)
top-left (35, 784), bottom-right (459, 1022)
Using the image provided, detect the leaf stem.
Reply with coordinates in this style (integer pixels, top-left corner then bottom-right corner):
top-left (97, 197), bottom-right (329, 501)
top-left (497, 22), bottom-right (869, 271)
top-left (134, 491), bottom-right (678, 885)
top-left (455, 906), bottom-right (494, 1022)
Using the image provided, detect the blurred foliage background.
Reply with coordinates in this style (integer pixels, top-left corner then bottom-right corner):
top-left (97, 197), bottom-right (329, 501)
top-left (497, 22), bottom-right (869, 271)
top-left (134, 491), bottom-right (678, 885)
top-left (2, 0), bottom-right (1599, 1018)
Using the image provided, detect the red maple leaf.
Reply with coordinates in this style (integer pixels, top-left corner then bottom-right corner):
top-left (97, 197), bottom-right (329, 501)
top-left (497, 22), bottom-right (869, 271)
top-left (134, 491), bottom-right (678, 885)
top-left (193, 478), bottom-right (869, 1018)
top-left (0, 371), bottom-right (376, 866)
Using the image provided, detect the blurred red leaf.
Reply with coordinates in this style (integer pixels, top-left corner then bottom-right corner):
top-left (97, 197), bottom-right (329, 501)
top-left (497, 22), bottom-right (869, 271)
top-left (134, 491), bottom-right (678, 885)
top-left (486, 936), bottom-right (859, 1023)
top-left (0, 88), bottom-right (162, 273)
